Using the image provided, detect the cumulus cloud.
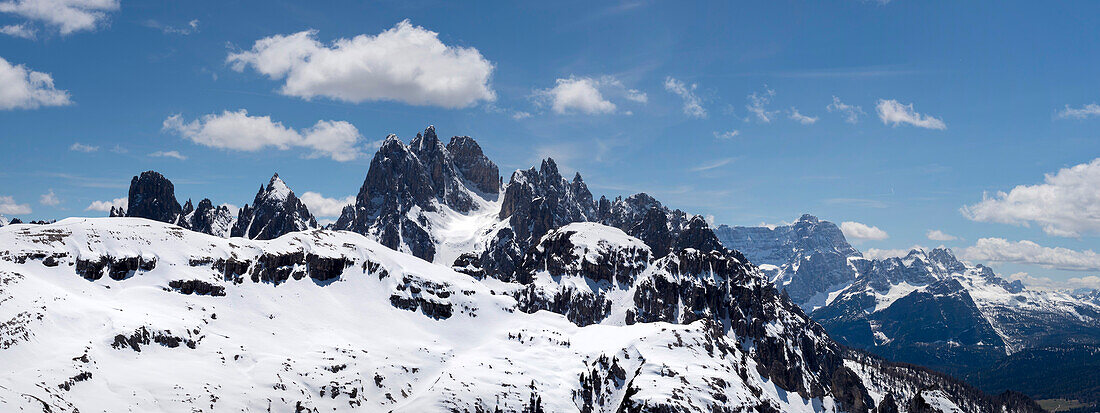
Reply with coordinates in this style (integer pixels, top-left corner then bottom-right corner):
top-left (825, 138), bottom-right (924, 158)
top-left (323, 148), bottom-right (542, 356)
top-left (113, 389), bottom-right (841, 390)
top-left (534, 77), bottom-right (615, 115)
top-left (961, 238), bottom-right (1100, 271)
top-left (840, 221), bottom-right (889, 241)
top-left (961, 158), bottom-right (1100, 237)
top-left (745, 86), bottom-right (778, 123)
top-left (148, 150), bottom-right (187, 160)
top-left (162, 110), bottom-right (365, 162)
top-left (299, 192), bottom-right (355, 217)
top-left (39, 189), bottom-right (59, 206)
top-left (926, 229), bottom-right (957, 241)
top-left (788, 107), bottom-right (818, 125)
top-left (0, 56), bottom-right (71, 110)
top-left (69, 142), bottom-right (98, 152)
top-left (0, 0), bottom-right (119, 35)
top-left (876, 99), bottom-right (946, 129)
top-left (1006, 272), bottom-right (1100, 292)
top-left (85, 197), bottom-right (125, 212)
top-left (713, 130), bottom-right (740, 140)
top-left (228, 20), bottom-right (496, 108)
top-left (1057, 103), bottom-right (1100, 120)
top-left (0, 195), bottom-right (32, 215)
top-left (0, 23), bottom-right (34, 38)
top-left (664, 77), bottom-right (705, 118)
top-left (826, 96), bottom-right (864, 123)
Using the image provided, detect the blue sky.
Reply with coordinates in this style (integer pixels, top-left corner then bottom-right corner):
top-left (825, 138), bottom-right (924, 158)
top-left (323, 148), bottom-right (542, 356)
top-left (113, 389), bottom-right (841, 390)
top-left (2, 0), bottom-right (1099, 289)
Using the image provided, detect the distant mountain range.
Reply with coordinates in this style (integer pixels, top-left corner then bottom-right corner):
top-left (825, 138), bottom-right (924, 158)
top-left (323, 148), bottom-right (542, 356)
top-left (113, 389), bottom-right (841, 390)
top-left (0, 126), bottom-right (1050, 412)
top-left (717, 215), bottom-right (1100, 410)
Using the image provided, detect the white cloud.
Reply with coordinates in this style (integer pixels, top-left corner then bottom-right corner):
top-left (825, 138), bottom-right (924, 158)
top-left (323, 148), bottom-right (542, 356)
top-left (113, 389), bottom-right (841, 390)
top-left (961, 238), bottom-right (1100, 271)
top-left (85, 197), bottom-right (125, 212)
top-left (0, 56), bottom-right (71, 110)
top-left (713, 130), bottom-right (740, 140)
top-left (876, 99), bottom-right (946, 130)
top-left (299, 192), bottom-right (355, 217)
top-left (228, 20), bottom-right (496, 108)
top-left (69, 142), bottom-right (98, 152)
top-left (511, 111), bottom-right (531, 120)
top-left (145, 18), bottom-right (198, 35)
top-left (148, 150), bottom-right (187, 160)
top-left (163, 110), bottom-right (364, 162)
top-left (0, 0), bottom-right (119, 35)
top-left (39, 189), bottom-right (59, 206)
top-left (1006, 272), bottom-right (1100, 292)
top-left (961, 158), bottom-right (1100, 237)
top-left (0, 195), bottom-right (31, 215)
top-left (840, 221), bottom-right (889, 241)
top-left (746, 86), bottom-right (778, 123)
top-left (0, 23), bottom-right (34, 38)
top-left (1057, 103), bottom-right (1100, 120)
top-left (926, 229), bottom-right (958, 241)
top-left (826, 96), bottom-right (864, 123)
top-left (788, 107), bottom-right (818, 125)
top-left (690, 158), bottom-right (734, 172)
top-left (664, 76), bottom-right (705, 118)
top-left (534, 76), bottom-right (616, 115)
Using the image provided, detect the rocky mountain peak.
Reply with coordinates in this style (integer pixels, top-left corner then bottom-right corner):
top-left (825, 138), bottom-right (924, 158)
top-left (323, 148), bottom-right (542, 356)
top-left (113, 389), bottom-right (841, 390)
top-left (231, 174), bottom-right (317, 240)
top-left (674, 215), bottom-right (727, 253)
top-left (446, 135), bottom-right (500, 194)
top-left (126, 170), bottom-right (183, 224)
top-left (798, 213), bottom-right (820, 223)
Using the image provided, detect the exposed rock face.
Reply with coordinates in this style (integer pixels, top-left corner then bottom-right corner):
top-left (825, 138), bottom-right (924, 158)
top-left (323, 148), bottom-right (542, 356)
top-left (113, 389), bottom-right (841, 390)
top-left (446, 136), bottom-right (499, 194)
top-left (125, 171), bottom-right (182, 224)
top-left (231, 174), bottom-right (317, 240)
top-left (506, 221), bottom-right (873, 409)
top-left (335, 127), bottom-right (501, 262)
top-left (714, 214), bottom-right (861, 309)
top-left (184, 198), bottom-right (234, 237)
top-left (109, 206), bottom-right (125, 217)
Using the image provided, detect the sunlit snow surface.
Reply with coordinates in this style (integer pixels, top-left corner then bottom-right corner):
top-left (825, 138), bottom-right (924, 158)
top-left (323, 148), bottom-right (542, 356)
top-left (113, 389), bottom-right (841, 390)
top-left (0, 218), bottom-right (842, 412)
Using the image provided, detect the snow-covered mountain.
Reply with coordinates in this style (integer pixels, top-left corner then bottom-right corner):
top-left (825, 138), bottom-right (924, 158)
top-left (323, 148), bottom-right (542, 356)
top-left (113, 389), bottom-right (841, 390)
top-left (3, 128), bottom-right (1045, 412)
top-left (719, 214), bottom-right (1100, 405)
top-left (714, 215), bottom-right (862, 310)
top-left (231, 173), bottom-right (317, 240)
top-left (0, 218), bottom-right (1039, 412)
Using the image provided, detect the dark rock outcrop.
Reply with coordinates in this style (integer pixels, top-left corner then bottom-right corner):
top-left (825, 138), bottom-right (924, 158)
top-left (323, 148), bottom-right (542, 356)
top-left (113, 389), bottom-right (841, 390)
top-left (231, 174), bottom-right (317, 240)
top-left (125, 171), bottom-right (182, 224)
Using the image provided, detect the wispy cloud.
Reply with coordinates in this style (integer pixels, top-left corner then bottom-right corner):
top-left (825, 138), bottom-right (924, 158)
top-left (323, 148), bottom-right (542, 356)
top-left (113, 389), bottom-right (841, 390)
top-left (690, 157), bottom-right (735, 172)
top-left (788, 107), bottom-right (818, 125)
top-left (827, 96), bottom-right (864, 124)
top-left (664, 76), bottom-right (706, 118)
top-left (746, 86), bottom-right (777, 123)
top-left (1057, 103), bottom-right (1100, 120)
top-left (148, 150), bottom-right (187, 160)
top-left (713, 130), bottom-right (740, 140)
top-left (876, 99), bottom-right (946, 130)
top-left (0, 195), bottom-right (32, 215)
top-left (69, 142), bottom-right (98, 152)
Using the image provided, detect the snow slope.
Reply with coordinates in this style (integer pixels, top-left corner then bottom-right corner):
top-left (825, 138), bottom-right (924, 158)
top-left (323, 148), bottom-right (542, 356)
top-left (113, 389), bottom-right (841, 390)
top-left (0, 218), bottom-right (845, 412)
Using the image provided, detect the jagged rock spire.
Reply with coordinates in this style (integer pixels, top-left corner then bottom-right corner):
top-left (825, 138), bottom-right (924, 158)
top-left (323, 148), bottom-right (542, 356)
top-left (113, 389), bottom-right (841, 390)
top-left (231, 173), bottom-right (317, 240)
